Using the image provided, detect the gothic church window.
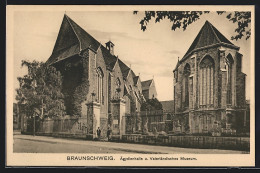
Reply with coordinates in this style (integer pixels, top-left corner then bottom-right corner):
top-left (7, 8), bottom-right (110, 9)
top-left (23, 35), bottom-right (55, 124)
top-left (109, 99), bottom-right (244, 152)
top-left (115, 78), bottom-right (121, 97)
top-left (116, 77), bottom-right (121, 87)
top-left (96, 67), bottom-right (104, 104)
top-left (108, 73), bottom-right (111, 112)
top-left (226, 54), bottom-right (234, 105)
top-left (182, 64), bottom-right (191, 108)
top-left (199, 56), bottom-right (214, 106)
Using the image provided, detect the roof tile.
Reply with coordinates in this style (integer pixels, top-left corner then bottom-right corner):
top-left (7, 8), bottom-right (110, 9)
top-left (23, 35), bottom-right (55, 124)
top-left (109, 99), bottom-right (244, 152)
top-left (183, 21), bottom-right (233, 58)
top-left (47, 14), bottom-right (132, 75)
top-left (141, 79), bottom-right (153, 89)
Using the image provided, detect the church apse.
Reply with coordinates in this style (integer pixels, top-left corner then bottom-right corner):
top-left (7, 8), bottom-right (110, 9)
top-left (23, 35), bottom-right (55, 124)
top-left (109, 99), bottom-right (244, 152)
top-left (172, 20), bottom-right (248, 136)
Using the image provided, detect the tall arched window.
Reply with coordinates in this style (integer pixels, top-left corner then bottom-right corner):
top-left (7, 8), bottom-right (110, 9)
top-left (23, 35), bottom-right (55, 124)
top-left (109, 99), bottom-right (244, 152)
top-left (226, 54), bottom-right (234, 105)
top-left (108, 73), bottom-right (112, 126)
top-left (182, 64), bottom-right (191, 108)
top-left (115, 77), bottom-right (121, 97)
top-left (108, 73), bottom-right (111, 112)
top-left (96, 67), bottom-right (104, 104)
top-left (199, 56), bottom-right (214, 106)
top-left (116, 77), bottom-right (121, 88)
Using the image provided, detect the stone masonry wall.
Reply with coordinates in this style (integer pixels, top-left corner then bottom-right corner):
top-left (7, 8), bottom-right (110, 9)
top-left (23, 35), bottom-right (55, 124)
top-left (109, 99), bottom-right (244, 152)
top-left (174, 46), bottom-right (221, 113)
top-left (173, 45), bottom-right (246, 134)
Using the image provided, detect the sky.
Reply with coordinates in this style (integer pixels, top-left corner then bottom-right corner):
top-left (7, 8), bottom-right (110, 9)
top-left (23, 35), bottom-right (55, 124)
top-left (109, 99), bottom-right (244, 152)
top-left (12, 10), bottom-right (251, 102)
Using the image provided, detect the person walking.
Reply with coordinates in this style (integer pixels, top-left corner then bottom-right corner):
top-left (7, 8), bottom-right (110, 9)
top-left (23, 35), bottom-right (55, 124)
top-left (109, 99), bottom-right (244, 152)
top-left (97, 127), bottom-right (101, 140)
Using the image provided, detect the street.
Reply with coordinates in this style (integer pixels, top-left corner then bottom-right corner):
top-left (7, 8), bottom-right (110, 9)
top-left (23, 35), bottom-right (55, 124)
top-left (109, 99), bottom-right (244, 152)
top-left (13, 134), bottom-right (246, 154)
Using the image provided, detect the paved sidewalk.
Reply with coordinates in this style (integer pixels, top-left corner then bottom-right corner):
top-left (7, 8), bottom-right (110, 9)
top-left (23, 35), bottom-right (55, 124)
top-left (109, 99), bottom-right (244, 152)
top-left (14, 134), bottom-right (245, 154)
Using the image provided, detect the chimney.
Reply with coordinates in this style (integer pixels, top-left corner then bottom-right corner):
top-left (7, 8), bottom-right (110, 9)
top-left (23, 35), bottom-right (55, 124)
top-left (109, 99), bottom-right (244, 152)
top-left (105, 41), bottom-right (115, 55)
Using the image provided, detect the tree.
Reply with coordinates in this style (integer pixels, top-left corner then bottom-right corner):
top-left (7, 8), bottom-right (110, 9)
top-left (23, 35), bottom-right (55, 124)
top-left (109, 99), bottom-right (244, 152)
top-left (134, 11), bottom-right (251, 40)
top-left (141, 98), bottom-right (163, 111)
top-left (65, 58), bottom-right (89, 116)
top-left (16, 60), bottom-right (66, 118)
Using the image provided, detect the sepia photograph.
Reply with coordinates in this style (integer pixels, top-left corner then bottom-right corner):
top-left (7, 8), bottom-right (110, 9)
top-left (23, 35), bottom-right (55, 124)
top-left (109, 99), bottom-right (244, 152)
top-left (6, 5), bottom-right (255, 167)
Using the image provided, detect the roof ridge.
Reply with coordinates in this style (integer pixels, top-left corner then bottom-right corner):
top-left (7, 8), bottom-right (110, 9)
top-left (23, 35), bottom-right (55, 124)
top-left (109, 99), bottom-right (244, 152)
top-left (180, 20), bottom-right (235, 62)
top-left (183, 25), bottom-right (204, 57)
top-left (65, 14), bottom-right (82, 51)
top-left (112, 55), bottom-right (119, 70)
top-left (206, 20), bottom-right (222, 43)
top-left (65, 14), bottom-right (101, 51)
top-left (99, 45), bottom-right (117, 70)
top-left (210, 21), bottom-right (234, 45)
top-left (142, 79), bottom-right (152, 82)
top-left (133, 76), bottom-right (140, 85)
top-left (49, 14), bottom-right (134, 75)
top-left (141, 79), bottom-right (153, 88)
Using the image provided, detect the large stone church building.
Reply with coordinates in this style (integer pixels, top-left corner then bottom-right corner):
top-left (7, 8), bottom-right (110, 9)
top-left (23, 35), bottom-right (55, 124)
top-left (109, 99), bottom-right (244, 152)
top-left (46, 14), bottom-right (156, 138)
top-left (173, 21), bottom-right (247, 135)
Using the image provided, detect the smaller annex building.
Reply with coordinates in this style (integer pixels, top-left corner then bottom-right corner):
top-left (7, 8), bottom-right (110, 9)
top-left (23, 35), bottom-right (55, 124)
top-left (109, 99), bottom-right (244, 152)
top-left (172, 21), bottom-right (248, 135)
top-left (141, 79), bottom-right (157, 100)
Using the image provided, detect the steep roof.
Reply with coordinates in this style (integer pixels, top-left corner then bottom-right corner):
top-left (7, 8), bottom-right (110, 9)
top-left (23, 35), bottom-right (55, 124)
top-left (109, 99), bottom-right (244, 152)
top-left (123, 84), bottom-right (131, 96)
top-left (65, 14), bottom-right (100, 51)
top-left (100, 45), bottom-right (118, 70)
top-left (46, 15), bottom-right (81, 64)
top-left (47, 14), bottom-right (132, 76)
top-left (173, 20), bottom-right (239, 71)
top-left (183, 20), bottom-right (234, 57)
top-left (141, 79), bottom-right (153, 90)
top-left (118, 59), bottom-right (133, 79)
top-left (47, 14), bottom-right (101, 64)
top-left (133, 76), bottom-right (139, 85)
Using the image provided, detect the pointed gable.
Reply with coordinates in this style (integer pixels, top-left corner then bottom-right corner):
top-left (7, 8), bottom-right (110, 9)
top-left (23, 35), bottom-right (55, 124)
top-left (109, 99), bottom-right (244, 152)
top-left (47, 14), bottom-right (136, 80)
top-left (118, 59), bottom-right (131, 79)
top-left (47, 15), bottom-right (81, 64)
top-left (65, 15), bottom-right (100, 51)
top-left (133, 76), bottom-right (139, 86)
top-left (183, 20), bottom-right (236, 59)
top-left (134, 76), bottom-right (143, 94)
top-left (100, 46), bottom-right (118, 70)
top-left (47, 14), bottom-right (101, 65)
top-left (100, 43), bottom-right (133, 76)
top-left (173, 58), bottom-right (180, 72)
top-left (101, 49), bottom-right (132, 78)
top-left (141, 79), bottom-right (153, 90)
top-left (52, 15), bottom-right (80, 54)
top-left (123, 84), bottom-right (130, 96)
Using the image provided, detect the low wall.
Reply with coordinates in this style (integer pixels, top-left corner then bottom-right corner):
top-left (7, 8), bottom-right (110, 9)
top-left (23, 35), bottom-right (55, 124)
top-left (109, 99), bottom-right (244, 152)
top-left (22, 131), bottom-right (87, 140)
top-left (121, 134), bottom-right (250, 151)
top-left (21, 132), bottom-right (249, 151)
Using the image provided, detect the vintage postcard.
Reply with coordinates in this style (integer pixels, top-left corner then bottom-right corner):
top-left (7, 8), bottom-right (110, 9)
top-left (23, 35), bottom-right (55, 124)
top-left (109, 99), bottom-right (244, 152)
top-left (6, 5), bottom-right (255, 167)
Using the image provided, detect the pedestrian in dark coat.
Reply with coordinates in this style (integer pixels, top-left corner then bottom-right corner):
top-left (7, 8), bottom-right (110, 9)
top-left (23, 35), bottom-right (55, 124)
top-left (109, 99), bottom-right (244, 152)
top-left (97, 127), bottom-right (101, 140)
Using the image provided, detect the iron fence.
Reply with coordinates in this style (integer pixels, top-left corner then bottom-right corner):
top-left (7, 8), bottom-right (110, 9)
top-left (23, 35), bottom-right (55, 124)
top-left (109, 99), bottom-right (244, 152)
top-left (124, 110), bottom-right (174, 134)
